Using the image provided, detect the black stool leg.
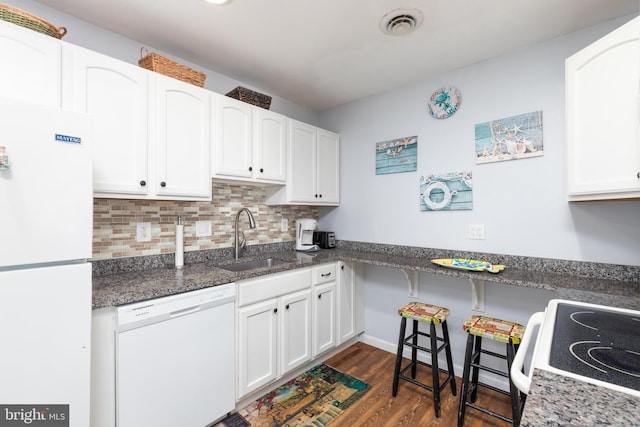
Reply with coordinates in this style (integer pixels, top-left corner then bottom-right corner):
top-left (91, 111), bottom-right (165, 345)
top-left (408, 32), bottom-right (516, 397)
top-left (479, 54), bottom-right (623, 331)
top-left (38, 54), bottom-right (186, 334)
top-left (429, 322), bottom-right (441, 418)
top-left (458, 333), bottom-right (475, 427)
top-left (469, 335), bottom-right (482, 403)
top-left (507, 340), bottom-right (522, 427)
top-left (442, 320), bottom-right (457, 396)
top-left (392, 317), bottom-right (407, 397)
top-left (411, 319), bottom-right (418, 378)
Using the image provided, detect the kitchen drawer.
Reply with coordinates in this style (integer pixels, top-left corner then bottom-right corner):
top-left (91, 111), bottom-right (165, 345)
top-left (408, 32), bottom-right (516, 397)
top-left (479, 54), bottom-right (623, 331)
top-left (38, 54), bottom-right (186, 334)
top-left (312, 263), bottom-right (336, 285)
top-left (238, 268), bottom-right (311, 307)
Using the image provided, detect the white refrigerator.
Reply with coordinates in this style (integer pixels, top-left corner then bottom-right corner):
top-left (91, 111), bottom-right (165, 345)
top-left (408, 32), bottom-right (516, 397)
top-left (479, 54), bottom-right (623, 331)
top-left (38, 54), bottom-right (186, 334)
top-left (0, 97), bottom-right (93, 426)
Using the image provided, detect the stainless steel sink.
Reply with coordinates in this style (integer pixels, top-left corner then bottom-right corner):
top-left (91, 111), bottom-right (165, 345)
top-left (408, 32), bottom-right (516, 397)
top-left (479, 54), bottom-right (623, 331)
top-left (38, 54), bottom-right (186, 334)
top-left (219, 258), bottom-right (289, 272)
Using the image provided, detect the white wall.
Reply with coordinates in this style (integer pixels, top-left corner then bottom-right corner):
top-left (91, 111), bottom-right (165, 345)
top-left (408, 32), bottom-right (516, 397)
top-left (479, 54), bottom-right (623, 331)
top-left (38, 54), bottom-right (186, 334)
top-left (319, 15), bottom-right (640, 267)
top-left (12, 0), bottom-right (322, 125)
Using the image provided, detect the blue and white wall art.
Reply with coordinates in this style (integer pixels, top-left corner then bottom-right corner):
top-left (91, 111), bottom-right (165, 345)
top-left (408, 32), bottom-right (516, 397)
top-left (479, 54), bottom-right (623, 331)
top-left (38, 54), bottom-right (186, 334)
top-left (475, 111), bottom-right (544, 164)
top-left (420, 171), bottom-right (473, 211)
top-left (375, 136), bottom-right (417, 175)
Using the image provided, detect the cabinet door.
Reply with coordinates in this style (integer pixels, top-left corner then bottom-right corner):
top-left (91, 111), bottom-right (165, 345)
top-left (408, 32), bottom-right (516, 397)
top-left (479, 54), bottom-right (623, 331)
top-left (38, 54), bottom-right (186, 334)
top-left (0, 21), bottom-right (60, 107)
top-left (312, 282), bottom-right (336, 357)
top-left (566, 16), bottom-right (640, 200)
top-left (288, 120), bottom-right (317, 202)
top-left (237, 298), bottom-right (278, 399)
top-left (153, 76), bottom-right (211, 199)
top-left (317, 130), bottom-right (340, 204)
top-left (213, 95), bottom-right (253, 179)
top-left (280, 289), bottom-right (311, 375)
top-left (71, 47), bottom-right (149, 196)
top-left (254, 109), bottom-right (287, 182)
top-left (337, 262), bottom-right (356, 344)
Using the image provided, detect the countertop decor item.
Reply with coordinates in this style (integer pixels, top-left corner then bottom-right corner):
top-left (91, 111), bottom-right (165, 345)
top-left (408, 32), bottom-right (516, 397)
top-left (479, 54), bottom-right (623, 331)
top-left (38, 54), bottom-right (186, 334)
top-left (431, 258), bottom-right (505, 273)
top-left (138, 47), bottom-right (206, 87)
top-left (427, 86), bottom-right (461, 119)
top-left (226, 86), bottom-right (272, 110)
top-left (0, 2), bottom-right (67, 38)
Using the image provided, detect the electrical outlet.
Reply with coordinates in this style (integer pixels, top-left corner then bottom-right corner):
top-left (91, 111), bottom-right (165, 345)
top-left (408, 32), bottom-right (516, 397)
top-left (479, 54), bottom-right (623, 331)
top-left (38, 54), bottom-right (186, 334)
top-left (468, 223), bottom-right (485, 240)
top-left (195, 220), bottom-right (212, 237)
top-left (281, 218), bottom-right (288, 232)
top-left (136, 222), bottom-right (151, 242)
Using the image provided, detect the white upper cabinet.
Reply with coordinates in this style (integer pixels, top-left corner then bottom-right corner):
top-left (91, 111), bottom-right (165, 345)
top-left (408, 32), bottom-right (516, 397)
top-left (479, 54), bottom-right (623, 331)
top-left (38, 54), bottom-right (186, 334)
top-left (0, 20), bottom-right (60, 107)
top-left (69, 46), bottom-right (149, 197)
top-left (212, 95), bottom-right (253, 179)
top-left (151, 75), bottom-right (211, 199)
top-left (68, 46), bottom-right (210, 200)
top-left (265, 120), bottom-right (339, 205)
top-left (566, 16), bottom-right (640, 201)
top-left (253, 108), bottom-right (287, 182)
top-left (212, 95), bottom-right (286, 184)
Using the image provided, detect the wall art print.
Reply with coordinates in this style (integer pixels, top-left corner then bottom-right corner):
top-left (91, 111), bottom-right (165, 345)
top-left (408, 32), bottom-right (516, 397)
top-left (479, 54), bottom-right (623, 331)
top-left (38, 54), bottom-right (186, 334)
top-left (420, 171), bottom-right (472, 211)
top-left (376, 136), bottom-right (417, 175)
top-left (474, 111), bottom-right (544, 164)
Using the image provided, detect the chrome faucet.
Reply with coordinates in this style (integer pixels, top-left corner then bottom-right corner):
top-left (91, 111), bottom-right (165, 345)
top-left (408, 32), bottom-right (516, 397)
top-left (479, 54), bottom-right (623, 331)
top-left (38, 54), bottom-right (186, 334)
top-left (234, 208), bottom-right (256, 259)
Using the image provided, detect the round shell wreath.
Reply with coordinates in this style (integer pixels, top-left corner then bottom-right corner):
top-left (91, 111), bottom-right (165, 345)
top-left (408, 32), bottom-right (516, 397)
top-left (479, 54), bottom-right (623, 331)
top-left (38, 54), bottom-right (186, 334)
top-left (427, 86), bottom-right (461, 119)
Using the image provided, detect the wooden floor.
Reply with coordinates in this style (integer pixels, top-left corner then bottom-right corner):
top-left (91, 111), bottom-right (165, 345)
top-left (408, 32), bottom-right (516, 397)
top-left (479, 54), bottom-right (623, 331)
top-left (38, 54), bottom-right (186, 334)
top-left (325, 342), bottom-right (514, 427)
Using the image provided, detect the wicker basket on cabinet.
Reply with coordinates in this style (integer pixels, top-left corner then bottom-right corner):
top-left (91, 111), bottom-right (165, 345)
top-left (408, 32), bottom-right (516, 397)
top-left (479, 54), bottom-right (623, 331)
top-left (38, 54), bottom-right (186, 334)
top-left (0, 2), bottom-right (67, 38)
top-left (138, 47), bottom-right (206, 87)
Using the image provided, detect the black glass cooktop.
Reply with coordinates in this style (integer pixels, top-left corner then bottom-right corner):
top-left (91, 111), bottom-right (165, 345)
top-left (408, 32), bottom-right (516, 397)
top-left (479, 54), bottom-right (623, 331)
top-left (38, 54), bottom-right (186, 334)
top-left (549, 303), bottom-right (640, 392)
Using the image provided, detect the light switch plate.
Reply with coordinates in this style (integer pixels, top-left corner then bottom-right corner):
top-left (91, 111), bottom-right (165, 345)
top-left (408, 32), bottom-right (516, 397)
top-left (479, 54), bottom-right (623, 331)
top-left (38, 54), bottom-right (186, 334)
top-left (196, 220), bottom-right (212, 237)
top-left (281, 218), bottom-right (288, 232)
top-left (136, 222), bottom-right (151, 242)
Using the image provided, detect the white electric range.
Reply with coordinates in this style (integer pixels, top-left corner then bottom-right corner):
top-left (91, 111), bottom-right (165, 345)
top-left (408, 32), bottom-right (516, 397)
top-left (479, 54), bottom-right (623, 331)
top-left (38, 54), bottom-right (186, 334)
top-left (511, 299), bottom-right (640, 398)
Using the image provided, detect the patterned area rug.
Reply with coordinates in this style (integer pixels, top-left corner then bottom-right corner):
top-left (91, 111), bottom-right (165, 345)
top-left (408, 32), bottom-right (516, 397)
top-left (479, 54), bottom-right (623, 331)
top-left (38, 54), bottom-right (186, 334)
top-left (215, 364), bottom-right (369, 427)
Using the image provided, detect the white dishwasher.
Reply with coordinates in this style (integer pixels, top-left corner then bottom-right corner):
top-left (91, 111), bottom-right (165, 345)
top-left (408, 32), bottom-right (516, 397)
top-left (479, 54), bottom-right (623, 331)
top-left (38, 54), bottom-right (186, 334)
top-left (115, 283), bottom-right (235, 427)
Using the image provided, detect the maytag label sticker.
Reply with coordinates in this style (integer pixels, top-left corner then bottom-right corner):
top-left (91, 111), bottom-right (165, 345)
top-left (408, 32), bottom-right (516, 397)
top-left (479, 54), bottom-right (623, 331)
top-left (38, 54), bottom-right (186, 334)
top-left (55, 134), bottom-right (81, 144)
top-left (0, 405), bottom-right (69, 426)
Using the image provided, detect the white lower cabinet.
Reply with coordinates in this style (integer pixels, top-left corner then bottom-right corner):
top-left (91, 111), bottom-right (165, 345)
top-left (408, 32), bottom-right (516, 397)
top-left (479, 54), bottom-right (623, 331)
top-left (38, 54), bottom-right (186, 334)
top-left (337, 262), bottom-right (365, 344)
top-left (236, 268), bottom-right (312, 400)
top-left (279, 289), bottom-right (312, 375)
top-left (312, 264), bottom-right (337, 357)
top-left (236, 262), bottom-right (360, 401)
top-left (237, 298), bottom-right (279, 399)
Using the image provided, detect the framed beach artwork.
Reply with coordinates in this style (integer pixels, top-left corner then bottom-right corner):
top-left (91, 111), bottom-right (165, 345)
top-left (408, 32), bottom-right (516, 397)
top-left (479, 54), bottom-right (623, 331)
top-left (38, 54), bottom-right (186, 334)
top-left (375, 136), bottom-right (417, 175)
top-left (475, 111), bottom-right (544, 164)
top-left (420, 171), bottom-right (473, 211)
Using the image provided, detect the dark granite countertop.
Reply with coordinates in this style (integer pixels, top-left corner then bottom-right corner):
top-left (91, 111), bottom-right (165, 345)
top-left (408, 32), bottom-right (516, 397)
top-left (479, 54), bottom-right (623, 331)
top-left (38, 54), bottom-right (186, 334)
top-left (91, 241), bottom-right (640, 423)
top-left (520, 370), bottom-right (639, 426)
top-left (92, 242), bottom-right (640, 309)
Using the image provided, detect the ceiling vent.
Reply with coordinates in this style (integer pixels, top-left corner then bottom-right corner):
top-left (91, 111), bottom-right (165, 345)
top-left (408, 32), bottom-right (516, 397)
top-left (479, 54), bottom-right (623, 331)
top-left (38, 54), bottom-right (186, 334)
top-left (379, 8), bottom-right (424, 36)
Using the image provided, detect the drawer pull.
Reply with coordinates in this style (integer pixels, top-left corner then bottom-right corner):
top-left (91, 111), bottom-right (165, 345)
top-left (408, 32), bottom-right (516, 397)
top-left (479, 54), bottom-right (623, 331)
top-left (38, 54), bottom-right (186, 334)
top-left (321, 272), bottom-right (332, 277)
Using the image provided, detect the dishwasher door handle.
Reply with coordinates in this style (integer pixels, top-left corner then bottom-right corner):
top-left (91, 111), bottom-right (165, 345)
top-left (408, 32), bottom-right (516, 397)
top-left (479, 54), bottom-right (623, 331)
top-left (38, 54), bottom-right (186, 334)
top-left (170, 305), bottom-right (202, 318)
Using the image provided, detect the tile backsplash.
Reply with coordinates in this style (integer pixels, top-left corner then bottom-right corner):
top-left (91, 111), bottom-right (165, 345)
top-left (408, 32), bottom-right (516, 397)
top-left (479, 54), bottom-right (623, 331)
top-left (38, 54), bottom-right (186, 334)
top-left (93, 183), bottom-right (318, 260)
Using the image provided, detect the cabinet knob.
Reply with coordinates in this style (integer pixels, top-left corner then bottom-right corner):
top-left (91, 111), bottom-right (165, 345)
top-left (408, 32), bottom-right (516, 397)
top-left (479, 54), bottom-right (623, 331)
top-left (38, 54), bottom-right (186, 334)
top-left (285, 304), bottom-right (290, 310)
top-left (160, 181), bottom-right (166, 187)
top-left (637, 172), bottom-right (639, 179)
top-left (249, 166), bottom-right (253, 172)
top-left (319, 194), bottom-right (322, 198)
top-left (139, 180), bottom-right (146, 187)
top-left (318, 294), bottom-right (322, 299)
top-left (341, 265), bottom-right (344, 270)
top-left (314, 194), bottom-right (318, 198)
top-left (260, 168), bottom-right (264, 173)
top-left (273, 308), bottom-right (278, 314)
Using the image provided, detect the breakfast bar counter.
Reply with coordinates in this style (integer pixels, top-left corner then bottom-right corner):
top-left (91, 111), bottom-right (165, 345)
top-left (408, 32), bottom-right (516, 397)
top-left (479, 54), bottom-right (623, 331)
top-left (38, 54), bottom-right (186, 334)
top-left (92, 241), bottom-right (640, 310)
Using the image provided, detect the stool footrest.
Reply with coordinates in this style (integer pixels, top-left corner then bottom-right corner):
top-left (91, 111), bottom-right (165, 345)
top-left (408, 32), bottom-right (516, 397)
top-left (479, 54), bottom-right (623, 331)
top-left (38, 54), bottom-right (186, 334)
top-left (465, 402), bottom-right (513, 424)
top-left (398, 362), bottom-right (455, 393)
top-left (469, 362), bottom-right (509, 379)
top-left (403, 332), bottom-right (449, 355)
